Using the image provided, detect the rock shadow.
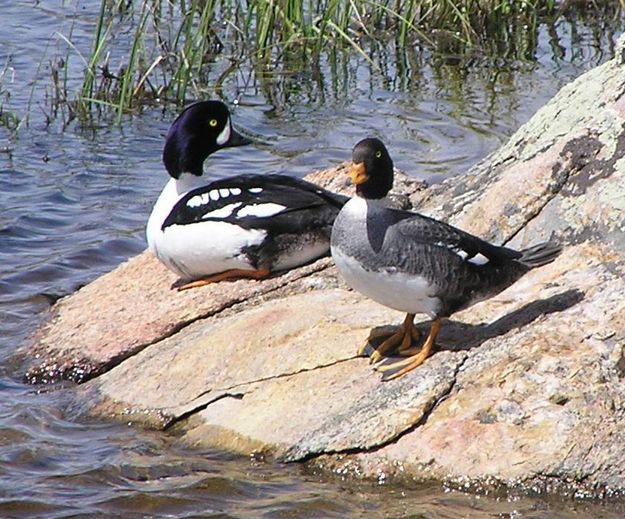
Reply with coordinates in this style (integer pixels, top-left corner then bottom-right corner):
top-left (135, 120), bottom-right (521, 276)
top-left (438, 288), bottom-right (584, 352)
top-left (366, 289), bottom-right (584, 356)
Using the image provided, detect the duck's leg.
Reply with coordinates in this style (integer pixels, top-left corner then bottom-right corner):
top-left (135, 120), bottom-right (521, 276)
top-left (395, 324), bottom-right (423, 357)
top-left (360, 314), bottom-right (417, 363)
top-left (376, 317), bottom-right (442, 381)
top-left (175, 267), bottom-right (271, 291)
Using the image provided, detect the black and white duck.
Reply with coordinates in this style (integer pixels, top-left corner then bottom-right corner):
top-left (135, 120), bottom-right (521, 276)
top-left (146, 100), bottom-right (348, 289)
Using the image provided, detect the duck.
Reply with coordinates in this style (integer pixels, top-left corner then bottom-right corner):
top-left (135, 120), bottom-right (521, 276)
top-left (146, 100), bottom-right (348, 290)
top-left (330, 137), bottom-right (562, 381)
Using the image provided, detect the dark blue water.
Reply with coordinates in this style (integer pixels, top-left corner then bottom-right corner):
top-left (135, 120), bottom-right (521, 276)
top-left (1, 1), bottom-right (625, 517)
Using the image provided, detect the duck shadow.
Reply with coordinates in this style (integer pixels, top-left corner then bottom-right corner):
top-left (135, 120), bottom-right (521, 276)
top-left (366, 289), bottom-right (584, 356)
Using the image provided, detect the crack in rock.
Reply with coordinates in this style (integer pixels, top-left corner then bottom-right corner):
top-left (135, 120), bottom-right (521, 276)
top-left (281, 351), bottom-right (467, 462)
top-left (162, 355), bottom-right (363, 431)
top-left (215, 354), bottom-right (361, 393)
top-left (283, 351), bottom-right (469, 464)
top-left (163, 391), bottom-right (245, 430)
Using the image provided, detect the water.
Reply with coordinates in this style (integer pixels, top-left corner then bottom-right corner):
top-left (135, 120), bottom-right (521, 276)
top-left (1, 0), bottom-right (625, 516)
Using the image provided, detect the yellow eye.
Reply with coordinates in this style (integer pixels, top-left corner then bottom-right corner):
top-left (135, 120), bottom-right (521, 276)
top-left (375, 150), bottom-right (382, 158)
top-left (209, 119), bottom-right (218, 127)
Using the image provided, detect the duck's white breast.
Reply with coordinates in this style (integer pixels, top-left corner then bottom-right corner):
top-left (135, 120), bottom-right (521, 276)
top-left (331, 197), bottom-right (440, 318)
top-left (332, 248), bottom-right (440, 317)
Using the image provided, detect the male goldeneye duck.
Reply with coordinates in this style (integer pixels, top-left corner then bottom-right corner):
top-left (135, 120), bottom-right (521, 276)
top-left (330, 137), bottom-right (562, 380)
top-left (146, 100), bottom-right (348, 290)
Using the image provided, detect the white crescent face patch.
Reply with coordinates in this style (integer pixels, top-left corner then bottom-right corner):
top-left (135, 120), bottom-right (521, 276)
top-left (216, 118), bottom-right (231, 145)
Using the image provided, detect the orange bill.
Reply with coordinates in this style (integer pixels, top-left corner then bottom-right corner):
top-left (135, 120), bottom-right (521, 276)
top-left (349, 161), bottom-right (369, 185)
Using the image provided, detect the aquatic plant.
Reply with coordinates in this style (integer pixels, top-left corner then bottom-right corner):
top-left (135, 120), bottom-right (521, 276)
top-left (54, 0), bottom-right (624, 122)
top-left (0, 58), bottom-right (22, 132)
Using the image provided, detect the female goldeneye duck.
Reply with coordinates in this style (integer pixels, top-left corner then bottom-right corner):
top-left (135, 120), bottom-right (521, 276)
top-left (146, 100), bottom-right (348, 290)
top-left (330, 137), bottom-right (562, 381)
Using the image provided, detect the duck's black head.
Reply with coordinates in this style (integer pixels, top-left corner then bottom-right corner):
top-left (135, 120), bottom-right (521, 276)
top-left (349, 138), bottom-right (394, 199)
top-left (163, 100), bottom-right (252, 179)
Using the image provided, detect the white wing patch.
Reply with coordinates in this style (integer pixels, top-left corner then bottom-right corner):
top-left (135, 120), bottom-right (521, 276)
top-left (202, 202), bottom-right (242, 219)
top-left (237, 203), bottom-right (286, 218)
top-left (453, 249), bottom-right (468, 260)
top-left (187, 193), bottom-right (210, 208)
top-left (467, 253), bottom-right (490, 265)
top-left (186, 187), bottom-right (245, 209)
top-left (436, 242), bottom-right (490, 266)
top-left (248, 187), bottom-right (263, 194)
top-left (216, 118), bottom-right (231, 145)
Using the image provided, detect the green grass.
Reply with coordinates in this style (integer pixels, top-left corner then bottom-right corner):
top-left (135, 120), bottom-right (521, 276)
top-left (39, 0), bottom-right (624, 122)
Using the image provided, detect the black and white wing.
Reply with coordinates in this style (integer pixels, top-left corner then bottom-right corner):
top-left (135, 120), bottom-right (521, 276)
top-left (162, 174), bottom-right (349, 233)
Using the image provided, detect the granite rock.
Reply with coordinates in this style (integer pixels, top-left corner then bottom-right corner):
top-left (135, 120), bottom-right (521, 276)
top-left (20, 35), bottom-right (625, 497)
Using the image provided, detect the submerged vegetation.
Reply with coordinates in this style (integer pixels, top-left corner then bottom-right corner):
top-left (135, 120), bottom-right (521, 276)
top-left (2, 0), bottom-right (624, 127)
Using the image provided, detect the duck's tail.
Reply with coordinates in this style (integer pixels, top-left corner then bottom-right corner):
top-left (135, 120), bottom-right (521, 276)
top-left (518, 241), bottom-right (562, 268)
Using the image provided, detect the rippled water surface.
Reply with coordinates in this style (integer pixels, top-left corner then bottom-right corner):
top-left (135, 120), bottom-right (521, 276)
top-left (2, 1), bottom-right (625, 517)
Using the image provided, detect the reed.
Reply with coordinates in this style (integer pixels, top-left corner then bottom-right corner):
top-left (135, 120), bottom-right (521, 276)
top-left (0, 58), bottom-right (21, 131)
top-left (58, 0), bottom-right (620, 121)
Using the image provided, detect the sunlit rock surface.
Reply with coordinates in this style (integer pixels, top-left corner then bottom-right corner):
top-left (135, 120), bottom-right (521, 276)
top-left (22, 36), bottom-right (625, 497)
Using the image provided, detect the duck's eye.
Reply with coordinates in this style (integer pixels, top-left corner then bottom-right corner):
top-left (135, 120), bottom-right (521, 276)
top-left (375, 150), bottom-right (382, 158)
top-left (209, 119), bottom-right (218, 127)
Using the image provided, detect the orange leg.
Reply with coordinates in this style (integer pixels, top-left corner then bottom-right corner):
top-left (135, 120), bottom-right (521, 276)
top-left (356, 327), bottom-right (392, 356)
top-left (358, 314), bottom-right (419, 363)
top-left (396, 321), bottom-right (422, 356)
top-left (175, 267), bottom-right (271, 291)
top-left (376, 317), bottom-right (442, 381)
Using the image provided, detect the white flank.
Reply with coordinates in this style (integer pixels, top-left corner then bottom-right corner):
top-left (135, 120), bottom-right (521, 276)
top-left (216, 119), bottom-right (231, 145)
top-left (150, 219), bottom-right (265, 280)
top-left (147, 174), bottom-right (265, 280)
top-left (237, 203), bottom-right (286, 218)
top-left (202, 202), bottom-right (242, 219)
